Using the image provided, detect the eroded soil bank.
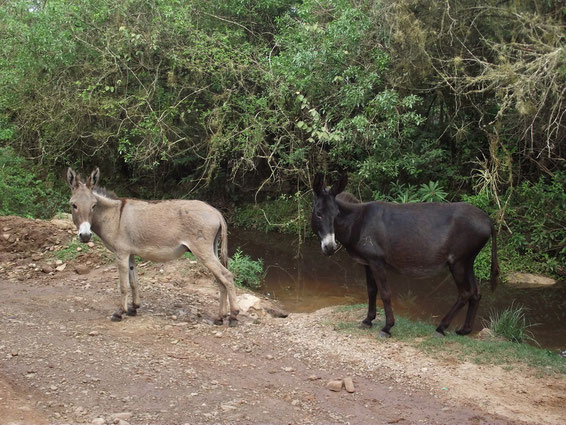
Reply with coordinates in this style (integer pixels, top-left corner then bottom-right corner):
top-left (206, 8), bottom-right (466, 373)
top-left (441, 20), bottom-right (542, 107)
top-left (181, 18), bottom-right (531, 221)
top-left (1, 215), bottom-right (565, 424)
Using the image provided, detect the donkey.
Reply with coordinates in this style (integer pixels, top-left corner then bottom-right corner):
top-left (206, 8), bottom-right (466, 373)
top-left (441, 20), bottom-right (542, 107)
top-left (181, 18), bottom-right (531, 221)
top-left (311, 173), bottom-right (499, 338)
top-left (66, 167), bottom-right (239, 325)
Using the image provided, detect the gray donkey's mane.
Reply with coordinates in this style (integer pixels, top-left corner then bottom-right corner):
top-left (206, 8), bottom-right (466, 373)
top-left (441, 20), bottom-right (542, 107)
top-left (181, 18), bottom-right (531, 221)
top-left (73, 172), bottom-right (119, 200)
top-left (93, 186), bottom-right (119, 200)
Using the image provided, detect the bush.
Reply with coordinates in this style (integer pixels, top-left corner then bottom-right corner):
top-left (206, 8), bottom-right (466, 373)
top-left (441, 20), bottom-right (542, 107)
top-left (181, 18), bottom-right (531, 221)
top-left (507, 171), bottom-right (566, 272)
top-left (463, 171), bottom-right (566, 279)
top-left (228, 248), bottom-right (264, 289)
top-left (376, 180), bottom-right (448, 203)
top-left (0, 147), bottom-right (67, 219)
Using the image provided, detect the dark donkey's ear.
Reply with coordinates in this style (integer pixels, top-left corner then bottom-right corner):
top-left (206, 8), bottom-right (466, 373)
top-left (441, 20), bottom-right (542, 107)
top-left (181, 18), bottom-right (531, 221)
top-left (313, 173), bottom-right (325, 195)
top-left (330, 173), bottom-right (348, 196)
top-left (87, 167), bottom-right (100, 188)
top-left (66, 167), bottom-right (79, 190)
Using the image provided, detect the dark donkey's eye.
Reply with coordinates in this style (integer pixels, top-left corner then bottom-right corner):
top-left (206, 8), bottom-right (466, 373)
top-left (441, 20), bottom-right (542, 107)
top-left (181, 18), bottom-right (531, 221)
top-left (316, 212), bottom-right (322, 218)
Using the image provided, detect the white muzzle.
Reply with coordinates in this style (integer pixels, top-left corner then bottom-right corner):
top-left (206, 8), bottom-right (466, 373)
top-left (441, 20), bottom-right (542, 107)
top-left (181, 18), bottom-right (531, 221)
top-left (321, 233), bottom-right (337, 255)
top-left (78, 222), bottom-right (92, 243)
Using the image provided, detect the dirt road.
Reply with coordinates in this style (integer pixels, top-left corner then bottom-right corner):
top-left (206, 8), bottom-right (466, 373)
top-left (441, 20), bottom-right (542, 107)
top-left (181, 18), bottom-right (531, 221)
top-left (1, 215), bottom-right (564, 424)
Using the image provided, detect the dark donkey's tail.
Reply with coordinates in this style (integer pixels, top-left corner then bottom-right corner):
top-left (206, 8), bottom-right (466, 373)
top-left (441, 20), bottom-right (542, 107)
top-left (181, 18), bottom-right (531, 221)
top-left (490, 223), bottom-right (500, 291)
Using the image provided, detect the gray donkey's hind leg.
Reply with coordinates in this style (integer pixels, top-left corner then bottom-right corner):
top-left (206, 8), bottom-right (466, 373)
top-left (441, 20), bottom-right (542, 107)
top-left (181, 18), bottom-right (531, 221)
top-left (214, 285), bottom-right (229, 325)
top-left (195, 252), bottom-right (239, 326)
top-left (127, 254), bottom-right (141, 316)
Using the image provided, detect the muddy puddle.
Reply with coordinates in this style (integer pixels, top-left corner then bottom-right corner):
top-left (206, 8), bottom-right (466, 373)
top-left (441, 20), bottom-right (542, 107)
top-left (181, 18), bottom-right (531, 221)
top-left (230, 228), bottom-right (566, 350)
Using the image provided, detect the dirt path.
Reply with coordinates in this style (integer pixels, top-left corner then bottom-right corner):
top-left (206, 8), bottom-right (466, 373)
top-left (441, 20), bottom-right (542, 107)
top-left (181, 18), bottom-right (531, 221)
top-left (1, 215), bottom-right (565, 425)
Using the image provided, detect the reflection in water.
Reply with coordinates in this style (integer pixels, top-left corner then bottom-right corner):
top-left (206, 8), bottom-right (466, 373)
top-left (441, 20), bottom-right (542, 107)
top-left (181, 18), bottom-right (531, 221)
top-left (230, 229), bottom-right (566, 350)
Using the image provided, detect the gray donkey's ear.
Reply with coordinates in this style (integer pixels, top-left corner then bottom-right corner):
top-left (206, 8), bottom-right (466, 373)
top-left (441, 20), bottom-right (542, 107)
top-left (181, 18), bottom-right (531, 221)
top-left (87, 167), bottom-right (100, 188)
top-left (67, 167), bottom-right (79, 189)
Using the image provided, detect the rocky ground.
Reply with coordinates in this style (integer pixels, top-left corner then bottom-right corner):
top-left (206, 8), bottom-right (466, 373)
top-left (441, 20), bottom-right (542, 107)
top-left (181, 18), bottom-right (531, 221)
top-left (0, 215), bottom-right (565, 425)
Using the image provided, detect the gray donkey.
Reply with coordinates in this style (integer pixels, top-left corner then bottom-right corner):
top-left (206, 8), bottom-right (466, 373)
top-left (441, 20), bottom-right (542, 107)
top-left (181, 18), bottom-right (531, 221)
top-left (67, 167), bottom-right (239, 325)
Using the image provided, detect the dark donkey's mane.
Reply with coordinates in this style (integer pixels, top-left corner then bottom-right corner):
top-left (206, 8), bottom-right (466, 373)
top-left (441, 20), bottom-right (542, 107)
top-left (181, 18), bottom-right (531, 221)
top-left (336, 192), bottom-right (360, 204)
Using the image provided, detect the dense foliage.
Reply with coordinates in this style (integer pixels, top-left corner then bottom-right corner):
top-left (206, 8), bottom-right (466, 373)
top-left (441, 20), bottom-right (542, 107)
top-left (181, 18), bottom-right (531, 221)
top-left (1, 0), bottom-right (564, 274)
top-left (0, 147), bottom-right (66, 218)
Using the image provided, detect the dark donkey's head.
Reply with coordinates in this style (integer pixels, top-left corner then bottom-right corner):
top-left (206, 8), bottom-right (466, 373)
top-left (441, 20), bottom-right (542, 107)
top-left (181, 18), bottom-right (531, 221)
top-left (311, 173), bottom-right (348, 256)
top-left (66, 167), bottom-right (100, 243)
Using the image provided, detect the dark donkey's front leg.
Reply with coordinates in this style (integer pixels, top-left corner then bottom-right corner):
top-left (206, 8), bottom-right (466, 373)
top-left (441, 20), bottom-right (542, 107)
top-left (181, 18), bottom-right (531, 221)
top-left (360, 265), bottom-right (378, 329)
top-left (370, 262), bottom-right (395, 338)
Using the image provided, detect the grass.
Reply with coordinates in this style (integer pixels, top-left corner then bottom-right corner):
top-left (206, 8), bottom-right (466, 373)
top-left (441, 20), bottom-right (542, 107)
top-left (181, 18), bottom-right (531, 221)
top-left (50, 234), bottom-right (114, 264)
top-left (331, 304), bottom-right (566, 375)
top-left (417, 333), bottom-right (566, 375)
top-left (483, 302), bottom-right (538, 344)
top-left (333, 304), bottom-right (436, 340)
top-left (183, 251), bottom-right (197, 261)
top-left (52, 238), bottom-right (91, 262)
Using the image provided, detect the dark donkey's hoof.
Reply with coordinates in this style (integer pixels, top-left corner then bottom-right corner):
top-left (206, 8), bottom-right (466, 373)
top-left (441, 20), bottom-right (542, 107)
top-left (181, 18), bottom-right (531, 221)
top-left (378, 330), bottom-right (391, 339)
top-left (434, 326), bottom-right (447, 337)
top-left (456, 328), bottom-right (472, 336)
top-left (111, 312), bottom-right (123, 322)
top-left (359, 320), bottom-right (373, 329)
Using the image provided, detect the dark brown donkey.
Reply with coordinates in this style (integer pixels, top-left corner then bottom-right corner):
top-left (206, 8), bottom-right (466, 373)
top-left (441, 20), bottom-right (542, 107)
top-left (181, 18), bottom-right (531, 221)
top-left (311, 173), bottom-right (499, 338)
top-left (67, 167), bottom-right (239, 325)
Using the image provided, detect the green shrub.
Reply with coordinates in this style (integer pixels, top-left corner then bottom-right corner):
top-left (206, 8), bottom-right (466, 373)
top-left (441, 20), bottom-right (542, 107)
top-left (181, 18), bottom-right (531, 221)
top-left (460, 191), bottom-right (497, 216)
top-left (0, 147), bottom-right (68, 219)
top-left (228, 248), bottom-right (264, 289)
top-left (377, 180), bottom-right (448, 203)
top-left (507, 171), bottom-right (566, 273)
top-left (0, 147), bottom-right (67, 218)
top-left (463, 171), bottom-right (566, 279)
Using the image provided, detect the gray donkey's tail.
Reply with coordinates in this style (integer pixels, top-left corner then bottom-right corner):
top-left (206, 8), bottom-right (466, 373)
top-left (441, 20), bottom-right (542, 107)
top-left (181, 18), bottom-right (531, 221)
top-left (217, 211), bottom-right (229, 268)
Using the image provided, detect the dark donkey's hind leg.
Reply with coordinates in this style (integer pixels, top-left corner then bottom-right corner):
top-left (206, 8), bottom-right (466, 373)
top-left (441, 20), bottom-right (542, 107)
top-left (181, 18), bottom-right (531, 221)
top-left (360, 265), bottom-right (378, 329)
top-left (370, 262), bottom-right (395, 338)
top-left (435, 260), bottom-right (475, 336)
top-left (456, 265), bottom-right (481, 335)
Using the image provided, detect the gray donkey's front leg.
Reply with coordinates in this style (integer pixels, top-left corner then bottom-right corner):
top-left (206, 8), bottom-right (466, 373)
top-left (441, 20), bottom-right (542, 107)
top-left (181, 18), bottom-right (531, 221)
top-left (111, 255), bottom-right (130, 321)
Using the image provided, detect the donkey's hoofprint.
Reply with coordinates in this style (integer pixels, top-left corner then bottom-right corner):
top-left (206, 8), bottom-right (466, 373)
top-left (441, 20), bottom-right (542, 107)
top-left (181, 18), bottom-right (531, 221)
top-left (67, 167), bottom-right (239, 324)
top-left (311, 173), bottom-right (499, 338)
